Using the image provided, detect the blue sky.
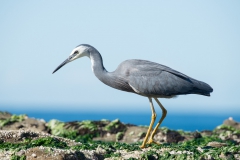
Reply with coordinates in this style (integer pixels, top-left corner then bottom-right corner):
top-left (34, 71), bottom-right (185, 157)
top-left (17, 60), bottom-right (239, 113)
top-left (0, 1), bottom-right (240, 114)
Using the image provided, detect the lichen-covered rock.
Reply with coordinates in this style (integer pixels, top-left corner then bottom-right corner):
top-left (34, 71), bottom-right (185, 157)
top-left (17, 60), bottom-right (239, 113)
top-left (103, 119), bottom-right (126, 133)
top-left (1, 111), bottom-right (240, 159)
top-left (207, 141), bottom-right (227, 148)
top-left (0, 111), bottom-right (49, 133)
top-left (223, 117), bottom-right (240, 130)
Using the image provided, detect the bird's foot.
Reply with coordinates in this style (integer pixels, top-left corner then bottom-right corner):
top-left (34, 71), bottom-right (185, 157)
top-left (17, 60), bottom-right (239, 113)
top-left (139, 145), bottom-right (146, 149)
top-left (140, 138), bottom-right (161, 149)
top-left (147, 138), bottom-right (161, 145)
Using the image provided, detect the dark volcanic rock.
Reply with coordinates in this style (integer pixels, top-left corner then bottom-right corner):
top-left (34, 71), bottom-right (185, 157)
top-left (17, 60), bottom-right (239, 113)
top-left (192, 131), bottom-right (202, 139)
top-left (166, 130), bottom-right (185, 143)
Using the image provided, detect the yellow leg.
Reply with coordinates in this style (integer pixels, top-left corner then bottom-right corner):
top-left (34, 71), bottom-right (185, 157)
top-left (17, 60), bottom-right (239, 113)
top-left (147, 98), bottom-right (167, 144)
top-left (140, 97), bottom-right (157, 149)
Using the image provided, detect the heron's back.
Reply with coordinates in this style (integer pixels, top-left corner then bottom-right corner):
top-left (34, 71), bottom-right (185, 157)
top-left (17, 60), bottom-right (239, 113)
top-left (112, 59), bottom-right (213, 97)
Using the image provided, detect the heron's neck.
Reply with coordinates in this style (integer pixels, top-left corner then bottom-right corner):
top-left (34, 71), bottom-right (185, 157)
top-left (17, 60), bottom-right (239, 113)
top-left (89, 49), bottom-right (133, 93)
top-left (89, 50), bottom-right (108, 80)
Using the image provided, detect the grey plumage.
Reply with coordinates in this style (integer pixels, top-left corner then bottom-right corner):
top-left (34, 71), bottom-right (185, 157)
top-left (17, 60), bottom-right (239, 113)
top-left (84, 45), bottom-right (213, 97)
top-left (53, 44), bottom-right (213, 148)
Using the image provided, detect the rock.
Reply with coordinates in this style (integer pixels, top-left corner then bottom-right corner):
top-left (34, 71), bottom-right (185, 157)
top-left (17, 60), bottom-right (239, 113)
top-left (121, 126), bottom-right (148, 143)
top-left (1, 111), bottom-right (240, 159)
top-left (200, 130), bottom-right (213, 136)
top-left (223, 117), bottom-right (240, 130)
top-left (116, 132), bottom-right (124, 141)
top-left (207, 141), bottom-right (227, 148)
top-left (31, 153), bottom-right (37, 158)
top-left (165, 130), bottom-right (184, 143)
top-left (0, 112), bottom-right (12, 120)
top-left (0, 112), bottom-right (49, 133)
top-left (197, 147), bottom-right (204, 153)
top-left (192, 131), bottom-right (202, 139)
top-left (103, 119), bottom-right (127, 134)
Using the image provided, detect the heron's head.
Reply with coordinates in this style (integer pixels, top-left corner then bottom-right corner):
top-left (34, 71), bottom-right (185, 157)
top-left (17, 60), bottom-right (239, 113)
top-left (52, 44), bottom-right (91, 74)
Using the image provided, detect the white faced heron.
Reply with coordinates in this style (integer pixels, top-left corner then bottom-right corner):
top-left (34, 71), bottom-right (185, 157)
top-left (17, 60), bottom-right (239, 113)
top-left (53, 44), bottom-right (213, 148)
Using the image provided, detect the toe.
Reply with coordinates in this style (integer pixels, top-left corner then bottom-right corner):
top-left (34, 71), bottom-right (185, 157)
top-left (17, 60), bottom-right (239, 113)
top-left (140, 145), bottom-right (145, 149)
top-left (147, 138), bottom-right (160, 145)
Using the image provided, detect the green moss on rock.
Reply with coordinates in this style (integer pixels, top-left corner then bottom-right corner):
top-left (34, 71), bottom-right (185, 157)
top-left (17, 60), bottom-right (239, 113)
top-left (0, 114), bottom-right (26, 127)
top-left (78, 120), bottom-right (97, 131)
top-left (116, 132), bottom-right (124, 141)
top-left (104, 119), bottom-right (126, 133)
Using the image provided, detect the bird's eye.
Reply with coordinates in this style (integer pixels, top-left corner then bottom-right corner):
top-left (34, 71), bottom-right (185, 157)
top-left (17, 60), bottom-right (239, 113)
top-left (74, 51), bottom-right (79, 54)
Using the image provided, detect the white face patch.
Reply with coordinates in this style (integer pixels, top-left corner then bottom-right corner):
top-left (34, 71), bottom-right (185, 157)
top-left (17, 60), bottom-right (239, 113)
top-left (69, 45), bottom-right (90, 62)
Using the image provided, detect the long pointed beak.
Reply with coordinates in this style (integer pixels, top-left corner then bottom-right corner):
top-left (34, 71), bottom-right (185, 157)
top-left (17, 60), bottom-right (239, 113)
top-left (52, 58), bottom-right (70, 74)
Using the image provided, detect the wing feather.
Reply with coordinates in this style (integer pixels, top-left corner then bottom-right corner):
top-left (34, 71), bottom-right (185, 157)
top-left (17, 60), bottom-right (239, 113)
top-left (114, 59), bottom-right (212, 97)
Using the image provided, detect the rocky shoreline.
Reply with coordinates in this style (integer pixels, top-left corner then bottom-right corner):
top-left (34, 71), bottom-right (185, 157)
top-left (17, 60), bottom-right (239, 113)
top-left (0, 111), bottom-right (240, 159)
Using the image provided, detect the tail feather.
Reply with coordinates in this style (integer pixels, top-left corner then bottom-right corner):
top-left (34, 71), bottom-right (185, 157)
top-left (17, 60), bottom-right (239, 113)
top-left (192, 79), bottom-right (213, 96)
